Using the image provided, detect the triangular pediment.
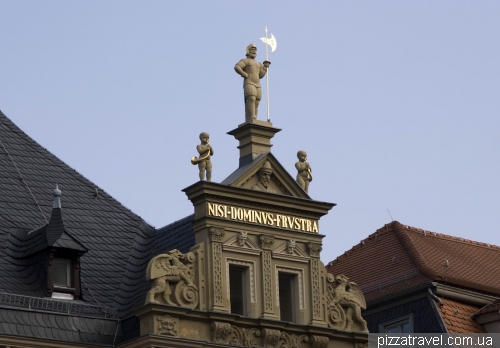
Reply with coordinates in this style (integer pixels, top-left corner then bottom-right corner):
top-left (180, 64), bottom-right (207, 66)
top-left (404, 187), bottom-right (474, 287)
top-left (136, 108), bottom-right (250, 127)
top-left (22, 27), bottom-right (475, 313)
top-left (221, 153), bottom-right (310, 199)
top-left (272, 239), bottom-right (310, 263)
top-left (222, 231), bottom-right (261, 256)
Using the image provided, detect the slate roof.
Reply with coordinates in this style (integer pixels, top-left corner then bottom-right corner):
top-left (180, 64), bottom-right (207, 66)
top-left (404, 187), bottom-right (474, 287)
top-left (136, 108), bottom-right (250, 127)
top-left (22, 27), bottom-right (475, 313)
top-left (0, 110), bottom-right (196, 345)
top-left (327, 221), bottom-right (500, 302)
top-left (0, 307), bottom-right (119, 345)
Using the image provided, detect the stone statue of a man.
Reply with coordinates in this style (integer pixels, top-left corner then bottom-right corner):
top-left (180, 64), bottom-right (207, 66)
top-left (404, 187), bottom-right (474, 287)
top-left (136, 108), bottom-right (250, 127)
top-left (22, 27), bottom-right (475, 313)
top-left (234, 44), bottom-right (270, 123)
top-left (295, 150), bottom-right (312, 193)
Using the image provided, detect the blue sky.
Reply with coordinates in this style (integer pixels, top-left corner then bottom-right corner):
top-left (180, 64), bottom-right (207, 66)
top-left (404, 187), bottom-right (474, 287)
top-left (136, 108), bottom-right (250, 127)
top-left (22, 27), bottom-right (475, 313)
top-left (1, 1), bottom-right (499, 263)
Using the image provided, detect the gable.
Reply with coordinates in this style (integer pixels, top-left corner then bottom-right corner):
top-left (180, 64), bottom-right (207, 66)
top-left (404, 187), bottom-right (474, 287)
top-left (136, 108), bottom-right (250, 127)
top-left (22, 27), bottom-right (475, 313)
top-left (221, 153), bottom-right (310, 199)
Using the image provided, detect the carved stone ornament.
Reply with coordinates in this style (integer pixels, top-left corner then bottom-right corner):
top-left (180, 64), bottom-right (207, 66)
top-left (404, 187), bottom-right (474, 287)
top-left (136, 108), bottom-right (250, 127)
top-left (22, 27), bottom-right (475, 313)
top-left (307, 243), bottom-right (322, 258)
top-left (211, 321), bottom-right (262, 347)
top-left (310, 335), bottom-right (329, 348)
top-left (157, 315), bottom-right (178, 336)
top-left (279, 332), bottom-right (309, 348)
top-left (326, 274), bottom-right (368, 333)
top-left (286, 239), bottom-right (296, 254)
top-left (237, 231), bottom-right (248, 246)
top-left (145, 249), bottom-right (199, 309)
top-left (263, 328), bottom-right (281, 348)
top-left (210, 227), bottom-right (225, 242)
top-left (260, 234), bottom-right (275, 250)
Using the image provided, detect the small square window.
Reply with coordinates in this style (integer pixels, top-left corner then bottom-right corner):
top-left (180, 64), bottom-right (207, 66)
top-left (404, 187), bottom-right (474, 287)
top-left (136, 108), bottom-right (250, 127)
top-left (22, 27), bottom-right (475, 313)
top-left (53, 258), bottom-right (71, 288)
top-left (380, 314), bottom-right (413, 333)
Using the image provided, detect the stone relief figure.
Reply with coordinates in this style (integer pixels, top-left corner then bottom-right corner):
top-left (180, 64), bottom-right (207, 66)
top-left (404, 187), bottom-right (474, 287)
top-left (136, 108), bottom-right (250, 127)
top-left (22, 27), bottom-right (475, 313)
top-left (251, 161), bottom-right (276, 193)
top-left (145, 249), bottom-right (199, 309)
top-left (157, 315), bottom-right (177, 336)
top-left (191, 132), bottom-right (214, 181)
top-left (234, 44), bottom-right (270, 123)
top-left (326, 274), bottom-right (368, 333)
top-left (295, 150), bottom-right (312, 193)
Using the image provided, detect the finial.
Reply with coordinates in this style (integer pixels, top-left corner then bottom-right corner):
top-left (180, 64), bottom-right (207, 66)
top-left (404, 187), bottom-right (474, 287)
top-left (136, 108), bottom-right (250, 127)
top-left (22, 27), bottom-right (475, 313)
top-left (53, 184), bottom-right (62, 208)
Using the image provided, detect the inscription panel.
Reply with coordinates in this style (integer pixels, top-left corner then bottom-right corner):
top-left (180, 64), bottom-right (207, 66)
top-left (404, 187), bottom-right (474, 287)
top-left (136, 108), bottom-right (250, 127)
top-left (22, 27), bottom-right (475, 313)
top-left (207, 203), bottom-right (319, 233)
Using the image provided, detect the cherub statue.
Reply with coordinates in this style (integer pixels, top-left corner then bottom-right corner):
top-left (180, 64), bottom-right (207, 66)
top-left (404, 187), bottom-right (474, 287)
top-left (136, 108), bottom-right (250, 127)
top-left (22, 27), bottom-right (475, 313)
top-left (145, 249), bottom-right (198, 306)
top-left (191, 132), bottom-right (214, 181)
top-left (327, 274), bottom-right (368, 333)
top-left (295, 150), bottom-right (312, 193)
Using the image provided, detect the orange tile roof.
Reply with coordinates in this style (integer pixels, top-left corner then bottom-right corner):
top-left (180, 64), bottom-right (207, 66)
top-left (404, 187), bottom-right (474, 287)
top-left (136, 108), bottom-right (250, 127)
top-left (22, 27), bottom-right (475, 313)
top-left (327, 221), bottom-right (500, 301)
top-left (438, 298), bottom-right (485, 333)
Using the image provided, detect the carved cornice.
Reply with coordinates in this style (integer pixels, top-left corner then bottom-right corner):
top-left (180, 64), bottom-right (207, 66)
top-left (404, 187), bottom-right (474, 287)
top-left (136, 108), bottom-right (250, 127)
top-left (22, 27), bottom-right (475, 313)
top-left (211, 323), bottom-right (329, 348)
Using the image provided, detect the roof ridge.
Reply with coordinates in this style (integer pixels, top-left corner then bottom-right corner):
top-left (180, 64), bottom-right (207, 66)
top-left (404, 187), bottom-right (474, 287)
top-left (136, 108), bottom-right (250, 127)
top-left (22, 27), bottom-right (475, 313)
top-left (0, 110), bottom-right (145, 225)
top-left (391, 221), bottom-right (436, 279)
top-left (156, 214), bottom-right (194, 231)
top-left (327, 222), bottom-right (394, 266)
top-left (402, 223), bottom-right (500, 250)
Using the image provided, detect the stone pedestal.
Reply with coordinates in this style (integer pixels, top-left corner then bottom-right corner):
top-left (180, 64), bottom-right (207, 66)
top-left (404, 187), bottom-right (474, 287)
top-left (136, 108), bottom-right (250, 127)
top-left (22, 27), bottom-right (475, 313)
top-left (227, 121), bottom-right (281, 167)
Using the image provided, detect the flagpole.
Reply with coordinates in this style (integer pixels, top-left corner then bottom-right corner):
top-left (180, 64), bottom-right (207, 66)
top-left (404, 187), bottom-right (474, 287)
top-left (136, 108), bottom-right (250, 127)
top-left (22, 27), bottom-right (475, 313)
top-left (265, 26), bottom-right (270, 122)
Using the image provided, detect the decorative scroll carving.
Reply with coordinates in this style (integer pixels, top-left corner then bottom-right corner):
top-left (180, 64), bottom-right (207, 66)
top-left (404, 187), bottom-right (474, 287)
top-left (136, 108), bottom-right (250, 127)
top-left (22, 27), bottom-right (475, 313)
top-left (210, 323), bottom-right (330, 348)
top-left (263, 328), bottom-right (281, 348)
top-left (210, 227), bottom-right (225, 241)
top-left (145, 250), bottom-right (198, 308)
top-left (211, 322), bottom-right (262, 347)
top-left (157, 315), bottom-right (177, 336)
top-left (326, 274), bottom-right (368, 333)
top-left (263, 250), bottom-right (273, 312)
top-left (259, 234), bottom-right (275, 250)
top-left (211, 321), bottom-right (232, 343)
top-left (310, 335), bottom-right (329, 348)
top-left (230, 326), bottom-right (262, 347)
top-left (279, 332), bottom-right (309, 348)
top-left (286, 239), bottom-right (296, 254)
top-left (213, 243), bottom-right (223, 304)
top-left (237, 231), bottom-right (248, 246)
top-left (310, 259), bottom-right (322, 319)
top-left (307, 243), bottom-right (322, 258)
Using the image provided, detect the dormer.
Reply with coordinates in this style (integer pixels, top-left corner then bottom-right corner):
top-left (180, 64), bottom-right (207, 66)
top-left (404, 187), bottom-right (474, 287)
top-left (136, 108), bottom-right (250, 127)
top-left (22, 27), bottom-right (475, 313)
top-left (9, 185), bottom-right (87, 300)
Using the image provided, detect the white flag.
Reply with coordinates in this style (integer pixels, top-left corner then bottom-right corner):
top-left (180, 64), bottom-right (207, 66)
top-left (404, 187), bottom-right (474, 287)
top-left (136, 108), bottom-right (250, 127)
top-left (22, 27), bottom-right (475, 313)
top-left (260, 33), bottom-right (277, 52)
